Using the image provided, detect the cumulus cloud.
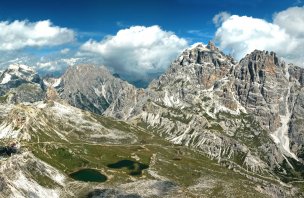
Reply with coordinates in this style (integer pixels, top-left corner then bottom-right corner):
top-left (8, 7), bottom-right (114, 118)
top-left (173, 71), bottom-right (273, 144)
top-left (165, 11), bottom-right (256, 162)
top-left (80, 25), bottom-right (188, 80)
top-left (60, 48), bottom-right (70, 54)
top-left (0, 20), bottom-right (75, 50)
top-left (213, 12), bottom-right (231, 27)
top-left (274, 7), bottom-right (304, 38)
top-left (214, 6), bottom-right (304, 66)
top-left (35, 57), bottom-right (82, 72)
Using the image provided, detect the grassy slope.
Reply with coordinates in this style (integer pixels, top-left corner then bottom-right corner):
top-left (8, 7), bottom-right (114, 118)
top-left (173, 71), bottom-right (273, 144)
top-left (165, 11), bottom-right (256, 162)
top-left (17, 108), bottom-right (290, 197)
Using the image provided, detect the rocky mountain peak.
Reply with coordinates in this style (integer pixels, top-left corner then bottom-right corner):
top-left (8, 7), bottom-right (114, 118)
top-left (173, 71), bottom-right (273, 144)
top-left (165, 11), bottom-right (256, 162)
top-left (0, 64), bottom-right (39, 85)
top-left (236, 49), bottom-right (287, 85)
top-left (206, 40), bottom-right (218, 51)
top-left (59, 64), bottom-right (120, 91)
top-left (187, 42), bottom-right (234, 68)
top-left (56, 64), bottom-right (139, 119)
top-left (288, 64), bottom-right (304, 86)
top-left (242, 50), bottom-right (283, 70)
top-left (0, 64), bottom-right (45, 103)
top-left (8, 63), bottom-right (35, 73)
top-left (72, 64), bottom-right (112, 76)
top-left (150, 42), bottom-right (235, 92)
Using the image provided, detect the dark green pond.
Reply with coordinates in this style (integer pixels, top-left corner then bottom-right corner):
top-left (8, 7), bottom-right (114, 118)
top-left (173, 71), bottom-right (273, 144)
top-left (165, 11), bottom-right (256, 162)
top-left (69, 169), bottom-right (107, 182)
top-left (107, 160), bottom-right (149, 176)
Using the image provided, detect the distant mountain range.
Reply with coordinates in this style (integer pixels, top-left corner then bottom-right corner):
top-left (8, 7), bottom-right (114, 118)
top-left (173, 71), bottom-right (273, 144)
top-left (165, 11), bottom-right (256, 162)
top-left (0, 42), bottom-right (304, 197)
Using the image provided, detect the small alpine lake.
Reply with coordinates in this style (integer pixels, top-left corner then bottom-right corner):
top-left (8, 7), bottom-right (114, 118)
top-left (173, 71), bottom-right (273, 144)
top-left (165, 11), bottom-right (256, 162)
top-left (69, 168), bottom-right (107, 182)
top-left (107, 159), bottom-right (149, 176)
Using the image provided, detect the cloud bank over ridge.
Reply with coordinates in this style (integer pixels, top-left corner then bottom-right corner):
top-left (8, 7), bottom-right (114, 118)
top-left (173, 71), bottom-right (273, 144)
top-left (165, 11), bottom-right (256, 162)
top-left (80, 25), bottom-right (188, 80)
top-left (214, 6), bottom-right (304, 66)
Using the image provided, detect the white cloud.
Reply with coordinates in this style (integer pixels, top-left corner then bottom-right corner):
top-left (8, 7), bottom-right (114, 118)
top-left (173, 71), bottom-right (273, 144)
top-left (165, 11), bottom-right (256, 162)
top-left (274, 7), bottom-right (304, 38)
top-left (36, 61), bottom-right (52, 69)
top-left (60, 48), bottom-right (70, 54)
top-left (35, 58), bottom-right (82, 71)
top-left (214, 6), bottom-right (304, 66)
top-left (80, 25), bottom-right (188, 79)
top-left (61, 58), bottom-right (81, 66)
top-left (0, 20), bottom-right (75, 50)
top-left (213, 12), bottom-right (231, 27)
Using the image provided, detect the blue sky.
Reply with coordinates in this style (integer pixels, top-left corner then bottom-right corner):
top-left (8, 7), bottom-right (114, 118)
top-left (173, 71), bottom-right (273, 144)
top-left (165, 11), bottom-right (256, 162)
top-left (0, 0), bottom-right (303, 86)
top-left (0, 0), bottom-right (301, 43)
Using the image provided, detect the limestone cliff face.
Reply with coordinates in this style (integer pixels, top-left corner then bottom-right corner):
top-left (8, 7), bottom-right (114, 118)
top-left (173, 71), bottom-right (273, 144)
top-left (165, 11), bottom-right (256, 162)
top-left (135, 44), bottom-right (285, 173)
top-left (233, 50), bottom-right (287, 132)
top-left (233, 51), bottom-right (304, 163)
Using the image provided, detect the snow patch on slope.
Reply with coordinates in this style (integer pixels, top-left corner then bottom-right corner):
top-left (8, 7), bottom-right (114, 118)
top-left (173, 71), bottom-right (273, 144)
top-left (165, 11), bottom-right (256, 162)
top-left (0, 73), bottom-right (12, 84)
top-left (190, 42), bottom-right (209, 51)
top-left (52, 78), bottom-right (61, 87)
top-left (9, 64), bottom-right (33, 72)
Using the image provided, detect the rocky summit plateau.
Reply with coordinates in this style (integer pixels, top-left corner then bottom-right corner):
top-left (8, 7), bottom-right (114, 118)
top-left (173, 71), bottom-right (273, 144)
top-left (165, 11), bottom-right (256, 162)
top-left (1, 42), bottom-right (304, 198)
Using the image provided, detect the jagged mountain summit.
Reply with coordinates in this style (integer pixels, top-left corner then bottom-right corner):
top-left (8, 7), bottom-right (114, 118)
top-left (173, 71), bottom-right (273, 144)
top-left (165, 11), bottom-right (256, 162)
top-left (139, 42), bottom-right (304, 178)
top-left (0, 63), bottom-right (45, 103)
top-left (55, 64), bottom-right (141, 119)
top-left (0, 42), bottom-right (304, 197)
